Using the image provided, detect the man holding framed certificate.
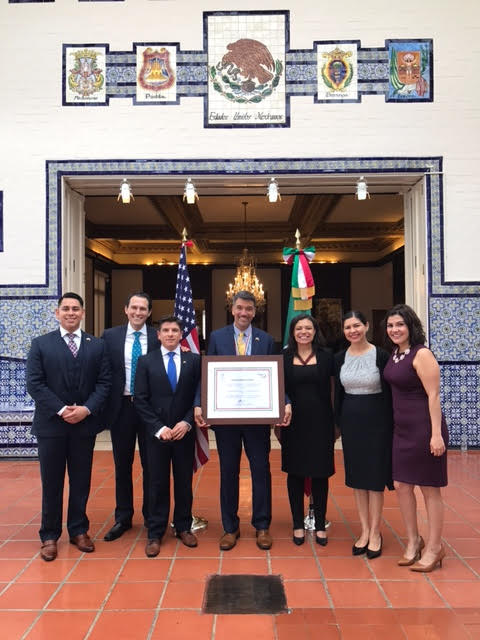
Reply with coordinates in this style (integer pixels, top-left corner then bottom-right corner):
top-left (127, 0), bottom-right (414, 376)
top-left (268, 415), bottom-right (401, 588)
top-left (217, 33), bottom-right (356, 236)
top-left (195, 291), bottom-right (291, 551)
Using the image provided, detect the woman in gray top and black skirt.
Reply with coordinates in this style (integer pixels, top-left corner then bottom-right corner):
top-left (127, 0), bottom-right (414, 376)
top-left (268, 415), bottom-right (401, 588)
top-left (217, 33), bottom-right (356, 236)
top-left (334, 311), bottom-right (393, 559)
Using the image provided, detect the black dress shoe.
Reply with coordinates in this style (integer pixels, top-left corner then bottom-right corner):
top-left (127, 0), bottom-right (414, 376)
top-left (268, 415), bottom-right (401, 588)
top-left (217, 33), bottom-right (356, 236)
top-left (104, 522), bottom-right (132, 542)
top-left (293, 532), bottom-right (305, 546)
top-left (366, 534), bottom-right (383, 560)
top-left (352, 541), bottom-right (369, 556)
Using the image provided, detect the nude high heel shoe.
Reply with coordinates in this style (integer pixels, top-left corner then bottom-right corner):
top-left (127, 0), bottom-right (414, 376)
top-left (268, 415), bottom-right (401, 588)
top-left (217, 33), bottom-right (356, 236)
top-left (410, 545), bottom-right (446, 573)
top-left (398, 536), bottom-right (425, 566)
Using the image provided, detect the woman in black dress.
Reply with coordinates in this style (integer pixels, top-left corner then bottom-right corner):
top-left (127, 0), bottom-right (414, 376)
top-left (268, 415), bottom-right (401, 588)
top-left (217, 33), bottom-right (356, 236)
top-left (334, 311), bottom-right (393, 559)
top-left (282, 314), bottom-right (335, 546)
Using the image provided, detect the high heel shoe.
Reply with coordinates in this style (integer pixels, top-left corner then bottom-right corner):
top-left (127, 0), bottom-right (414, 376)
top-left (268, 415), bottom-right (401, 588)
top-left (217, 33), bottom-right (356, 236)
top-left (410, 545), bottom-right (445, 572)
top-left (315, 532), bottom-right (328, 546)
top-left (292, 529), bottom-right (305, 546)
top-left (352, 540), bottom-right (368, 556)
top-left (398, 536), bottom-right (425, 566)
top-left (366, 534), bottom-right (383, 559)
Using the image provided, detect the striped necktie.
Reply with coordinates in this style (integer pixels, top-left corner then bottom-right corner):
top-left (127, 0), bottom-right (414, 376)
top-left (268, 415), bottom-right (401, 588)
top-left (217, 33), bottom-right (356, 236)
top-left (66, 333), bottom-right (78, 358)
top-left (237, 332), bottom-right (246, 355)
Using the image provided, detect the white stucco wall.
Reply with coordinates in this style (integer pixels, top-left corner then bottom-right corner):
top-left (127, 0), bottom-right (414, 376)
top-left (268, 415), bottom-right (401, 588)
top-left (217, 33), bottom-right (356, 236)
top-left (1, 0), bottom-right (479, 285)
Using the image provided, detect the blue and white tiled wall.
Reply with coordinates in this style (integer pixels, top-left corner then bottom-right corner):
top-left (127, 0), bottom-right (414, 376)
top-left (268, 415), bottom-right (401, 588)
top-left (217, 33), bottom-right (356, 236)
top-left (0, 156), bottom-right (478, 455)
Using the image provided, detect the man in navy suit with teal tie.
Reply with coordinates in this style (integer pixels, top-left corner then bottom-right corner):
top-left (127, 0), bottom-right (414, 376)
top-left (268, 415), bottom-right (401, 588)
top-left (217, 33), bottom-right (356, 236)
top-left (101, 292), bottom-right (160, 542)
top-left (26, 293), bottom-right (111, 561)
top-left (195, 291), bottom-right (291, 551)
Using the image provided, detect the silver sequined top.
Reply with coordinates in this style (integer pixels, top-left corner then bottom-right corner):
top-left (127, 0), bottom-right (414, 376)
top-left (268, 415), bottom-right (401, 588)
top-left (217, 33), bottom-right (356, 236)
top-left (340, 347), bottom-right (382, 394)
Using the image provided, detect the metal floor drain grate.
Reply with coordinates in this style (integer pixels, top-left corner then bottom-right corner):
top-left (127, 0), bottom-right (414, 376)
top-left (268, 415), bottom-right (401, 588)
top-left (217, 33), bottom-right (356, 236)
top-left (202, 574), bottom-right (288, 615)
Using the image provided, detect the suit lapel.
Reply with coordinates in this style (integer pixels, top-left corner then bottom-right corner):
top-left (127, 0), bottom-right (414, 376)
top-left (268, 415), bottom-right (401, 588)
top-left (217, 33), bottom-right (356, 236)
top-left (177, 352), bottom-right (192, 392)
top-left (251, 328), bottom-right (259, 355)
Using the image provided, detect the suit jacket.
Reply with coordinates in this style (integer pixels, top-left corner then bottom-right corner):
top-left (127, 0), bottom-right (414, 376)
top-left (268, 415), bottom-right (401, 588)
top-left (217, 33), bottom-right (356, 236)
top-left (207, 324), bottom-right (275, 356)
top-left (101, 324), bottom-right (160, 427)
top-left (134, 350), bottom-right (201, 439)
top-left (26, 329), bottom-right (111, 437)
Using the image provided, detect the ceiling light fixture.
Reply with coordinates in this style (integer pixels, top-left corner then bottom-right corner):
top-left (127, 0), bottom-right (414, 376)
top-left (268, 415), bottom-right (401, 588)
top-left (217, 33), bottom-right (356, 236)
top-left (267, 177), bottom-right (281, 203)
top-left (183, 178), bottom-right (199, 204)
top-left (226, 201), bottom-right (265, 310)
top-left (356, 176), bottom-right (370, 200)
top-left (118, 178), bottom-right (134, 204)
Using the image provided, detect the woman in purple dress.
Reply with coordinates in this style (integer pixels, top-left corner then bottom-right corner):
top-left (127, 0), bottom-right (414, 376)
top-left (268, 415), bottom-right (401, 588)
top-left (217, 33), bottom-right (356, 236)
top-left (383, 304), bottom-right (448, 573)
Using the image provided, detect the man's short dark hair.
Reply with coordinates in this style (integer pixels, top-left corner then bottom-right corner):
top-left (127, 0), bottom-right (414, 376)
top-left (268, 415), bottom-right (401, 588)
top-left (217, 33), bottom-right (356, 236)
top-left (125, 292), bottom-right (152, 311)
top-left (58, 292), bottom-right (84, 307)
top-left (232, 291), bottom-right (256, 307)
top-left (158, 315), bottom-right (183, 331)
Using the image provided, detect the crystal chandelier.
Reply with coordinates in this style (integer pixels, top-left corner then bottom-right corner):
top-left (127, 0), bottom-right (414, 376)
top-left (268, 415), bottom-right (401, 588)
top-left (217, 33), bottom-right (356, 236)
top-left (226, 202), bottom-right (265, 310)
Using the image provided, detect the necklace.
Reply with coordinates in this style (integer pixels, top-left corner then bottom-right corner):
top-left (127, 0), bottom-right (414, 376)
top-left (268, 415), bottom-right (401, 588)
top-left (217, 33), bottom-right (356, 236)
top-left (296, 351), bottom-right (315, 365)
top-left (392, 347), bottom-right (410, 364)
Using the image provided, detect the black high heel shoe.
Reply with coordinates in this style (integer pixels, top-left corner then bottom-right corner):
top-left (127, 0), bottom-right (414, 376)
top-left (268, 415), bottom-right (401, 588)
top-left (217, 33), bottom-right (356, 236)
top-left (315, 532), bottom-right (328, 546)
top-left (352, 541), bottom-right (368, 556)
top-left (366, 534), bottom-right (383, 559)
top-left (292, 530), bottom-right (305, 545)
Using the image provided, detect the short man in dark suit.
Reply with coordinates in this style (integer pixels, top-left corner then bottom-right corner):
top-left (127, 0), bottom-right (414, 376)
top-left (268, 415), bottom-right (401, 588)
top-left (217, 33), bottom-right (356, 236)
top-left (195, 291), bottom-right (291, 551)
top-left (101, 292), bottom-right (160, 542)
top-left (134, 316), bottom-right (201, 557)
top-left (26, 292), bottom-right (111, 561)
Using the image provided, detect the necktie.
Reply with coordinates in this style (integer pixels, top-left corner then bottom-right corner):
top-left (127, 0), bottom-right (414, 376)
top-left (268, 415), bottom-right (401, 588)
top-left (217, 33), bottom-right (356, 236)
top-left (67, 333), bottom-right (78, 358)
top-left (130, 331), bottom-right (142, 394)
top-left (237, 332), bottom-right (246, 355)
top-left (167, 352), bottom-right (177, 392)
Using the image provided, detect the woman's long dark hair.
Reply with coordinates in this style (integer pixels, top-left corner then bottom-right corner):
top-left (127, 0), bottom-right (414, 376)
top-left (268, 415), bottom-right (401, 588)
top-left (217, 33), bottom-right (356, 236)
top-left (383, 304), bottom-right (426, 351)
top-left (286, 313), bottom-right (325, 354)
top-left (342, 310), bottom-right (368, 327)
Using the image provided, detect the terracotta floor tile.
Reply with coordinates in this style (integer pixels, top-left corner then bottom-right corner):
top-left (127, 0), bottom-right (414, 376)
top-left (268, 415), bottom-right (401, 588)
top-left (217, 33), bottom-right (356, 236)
top-left (319, 556), bottom-right (373, 580)
top-left (151, 610), bottom-right (214, 640)
top-left (339, 623), bottom-right (406, 640)
top-left (0, 611), bottom-right (39, 640)
top-left (26, 611), bottom-right (95, 640)
top-left (105, 581), bottom-right (164, 609)
top-left (67, 557), bottom-right (123, 582)
top-left (428, 556), bottom-right (478, 581)
top-left (434, 581), bottom-right (480, 608)
top-left (87, 538), bottom-right (136, 559)
top-left (10, 525), bottom-right (41, 541)
top-left (464, 557), bottom-right (480, 575)
top-left (17, 558), bottom-right (77, 583)
top-left (47, 582), bottom-right (110, 610)
top-left (334, 607), bottom-right (398, 624)
top-left (0, 525), bottom-right (22, 540)
top-left (0, 541), bottom-right (39, 560)
top-left (447, 539), bottom-right (480, 557)
top-left (221, 557), bottom-right (269, 575)
top-left (271, 557), bottom-right (321, 579)
top-left (0, 582), bottom-right (58, 609)
top-left (129, 537), bottom-right (177, 559)
top-left (380, 580), bottom-right (446, 608)
top-left (327, 581), bottom-right (388, 608)
top-left (314, 539), bottom-right (357, 557)
top-left (269, 538), bottom-right (316, 557)
top-left (215, 614), bottom-right (275, 640)
top-left (283, 580), bottom-right (329, 608)
top-left (118, 558), bottom-right (171, 581)
top-left (160, 580), bottom-right (204, 608)
top-left (88, 611), bottom-right (155, 640)
top-left (367, 556), bottom-right (427, 581)
top-left (0, 559), bottom-right (30, 582)
top-left (169, 557), bottom-right (219, 581)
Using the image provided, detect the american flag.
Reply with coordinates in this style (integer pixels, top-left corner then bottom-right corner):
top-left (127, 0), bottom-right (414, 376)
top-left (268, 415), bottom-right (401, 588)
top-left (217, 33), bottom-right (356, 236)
top-left (174, 242), bottom-right (209, 471)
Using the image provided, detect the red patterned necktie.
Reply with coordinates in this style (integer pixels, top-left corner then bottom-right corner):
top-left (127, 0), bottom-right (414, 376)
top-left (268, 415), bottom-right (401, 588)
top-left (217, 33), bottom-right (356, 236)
top-left (67, 333), bottom-right (78, 358)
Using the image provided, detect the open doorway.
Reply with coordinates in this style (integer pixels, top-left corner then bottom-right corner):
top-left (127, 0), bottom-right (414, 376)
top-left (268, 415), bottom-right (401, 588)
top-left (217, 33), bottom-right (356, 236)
top-left (61, 160), bottom-right (429, 342)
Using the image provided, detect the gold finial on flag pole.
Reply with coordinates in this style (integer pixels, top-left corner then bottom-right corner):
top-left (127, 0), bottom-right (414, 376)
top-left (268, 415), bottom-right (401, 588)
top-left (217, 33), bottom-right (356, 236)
top-left (181, 227), bottom-right (188, 242)
top-left (295, 228), bottom-right (301, 250)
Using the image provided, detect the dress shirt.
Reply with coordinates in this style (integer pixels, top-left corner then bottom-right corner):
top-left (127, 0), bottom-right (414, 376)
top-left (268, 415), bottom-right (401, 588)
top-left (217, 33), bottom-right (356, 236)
top-left (58, 327), bottom-right (89, 416)
top-left (124, 323), bottom-right (148, 395)
top-left (59, 326), bottom-right (82, 351)
top-left (233, 324), bottom-right (252, 355)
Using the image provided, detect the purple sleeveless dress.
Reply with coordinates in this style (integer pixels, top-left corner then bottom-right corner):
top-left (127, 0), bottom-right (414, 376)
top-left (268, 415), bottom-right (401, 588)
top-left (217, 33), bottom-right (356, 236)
top-left (383, 344), bottom-right (448, 487)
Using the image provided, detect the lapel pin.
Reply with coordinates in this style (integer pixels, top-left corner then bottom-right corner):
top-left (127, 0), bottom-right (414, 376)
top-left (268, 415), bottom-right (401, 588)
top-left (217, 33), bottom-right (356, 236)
top-left (86, 337), bottom-right (91, 341)
top-left (255, 337), bottom-right (260, 341)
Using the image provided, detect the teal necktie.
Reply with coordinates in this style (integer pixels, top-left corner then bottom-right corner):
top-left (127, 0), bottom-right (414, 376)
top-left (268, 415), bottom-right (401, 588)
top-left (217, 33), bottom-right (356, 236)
top-left (130, 331), bottom-right (142, 394)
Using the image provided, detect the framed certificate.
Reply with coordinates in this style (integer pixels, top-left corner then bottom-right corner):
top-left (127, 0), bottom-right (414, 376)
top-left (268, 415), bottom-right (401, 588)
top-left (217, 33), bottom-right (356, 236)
top-left (201, 356), bottom-right (285, 425)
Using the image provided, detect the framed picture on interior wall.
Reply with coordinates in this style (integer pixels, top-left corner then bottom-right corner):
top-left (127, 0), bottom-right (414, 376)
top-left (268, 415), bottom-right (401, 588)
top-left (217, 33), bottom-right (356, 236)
top-left (313, 297), bottom-right (344, 351)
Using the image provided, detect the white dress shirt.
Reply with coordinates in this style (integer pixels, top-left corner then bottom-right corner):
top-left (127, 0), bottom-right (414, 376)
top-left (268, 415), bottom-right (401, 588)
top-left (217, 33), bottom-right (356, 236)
top-left (124, 323), bottom-right (148, 395)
